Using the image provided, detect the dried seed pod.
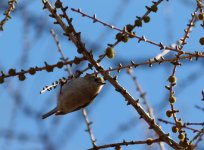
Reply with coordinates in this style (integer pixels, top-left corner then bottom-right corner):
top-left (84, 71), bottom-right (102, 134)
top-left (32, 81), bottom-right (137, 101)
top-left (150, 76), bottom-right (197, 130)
top-left (146, 138), bottom-right (153, 145)
top-left (199, 37), bottom-right (204, 45)
top-left (55, 0), bottom-right (62, 8)
top-left (29, 68), bottom-right (36, 75)
top-left (45, 62), bottom-right (54, 72)
top-left (18, 73), bottom-right (26, 81)
top-left (56, 61), bottom-right (64, 68)
top-left (8, 69), bottom-right (16, 76)
top-left (166, 110), bottom-right (172, 118)
top-left (74, 57), bottom-right (81, 64)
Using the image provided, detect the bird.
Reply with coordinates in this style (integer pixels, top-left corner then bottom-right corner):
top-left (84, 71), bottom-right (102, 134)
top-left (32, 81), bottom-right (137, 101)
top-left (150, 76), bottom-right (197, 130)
top-left (42, 75), bottom-right (105, 119)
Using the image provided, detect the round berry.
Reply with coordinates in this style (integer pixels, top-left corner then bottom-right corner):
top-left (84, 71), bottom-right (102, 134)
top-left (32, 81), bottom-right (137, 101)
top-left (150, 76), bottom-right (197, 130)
top-left (8, 69), bottom-right (16, 76)
top-left (143, 16), bottom-right (150, 23)
top-left (74, 57), bottom-right (81, 65)
top-left (57, 61), bottom-right (64, 68)
top-left (0, 77), bottom-right (4, 84)
top-left (166, 110), bottom-right (172, 118)
top-left (122, 36), bottom-right (129, 43)
top-left (106, 47), bottom-right (115, 59)
top-left (178, 133), bottom-right (185, 140)
top-left (126, 24), bottom-right (134, 32)
top-left (18, 73), bottom-right (26, 81)
top-left (46, 66), bottom-right (53, 72)
top-left (169, 96), bottom-right (176, 103)
top-left (198, 13), bottom-right (204, 20)
top-left (116, 33), bottom-right (123, 41)
top-left (146, 138), bottom-right (153, 145)
top-left (199, 37), bottom-right (204, 45)
top-left (134, 19), bottom-right (142, 27)
top-left (151, 5), bottom-right (158, 12)
top-left (172, 126), bottom-right (179, 133)
top-left (55, 0), bottom-right (62, 8)
top-left (29, 68), bottom-right (36, 75)
top-left (168, 76), bottom-right (176, 84)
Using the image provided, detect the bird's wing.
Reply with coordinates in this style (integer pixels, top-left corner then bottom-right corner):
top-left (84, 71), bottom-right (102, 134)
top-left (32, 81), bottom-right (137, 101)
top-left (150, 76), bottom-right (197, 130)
top-left (70, 93), bottom-right (98, 112)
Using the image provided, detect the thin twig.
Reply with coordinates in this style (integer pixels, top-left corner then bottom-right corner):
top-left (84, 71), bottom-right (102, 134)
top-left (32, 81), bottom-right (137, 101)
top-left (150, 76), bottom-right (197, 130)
top-left (158, 118), bottom-right (200, 133)
top-left (88, 138), bottom-right (162, 150)
top-left (50, 29), bottom-right (73, 75)
top-left (127, 70), bottom-right (165, 150)
top-left (190, 127), bottom-right (204, 145)
top-left (0, 0), bottom-right (17, 31)
top-left (82, 109), bottom-right (97, 147)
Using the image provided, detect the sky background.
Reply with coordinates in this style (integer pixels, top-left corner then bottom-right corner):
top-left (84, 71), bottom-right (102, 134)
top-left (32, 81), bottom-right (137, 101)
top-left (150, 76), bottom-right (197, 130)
top-left (0, 0), bottom-right (204, 150)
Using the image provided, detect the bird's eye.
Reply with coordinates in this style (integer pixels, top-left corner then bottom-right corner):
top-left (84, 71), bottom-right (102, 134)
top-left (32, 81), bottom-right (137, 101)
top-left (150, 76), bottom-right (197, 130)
top-left (94, 78), bottom-right (99, 82)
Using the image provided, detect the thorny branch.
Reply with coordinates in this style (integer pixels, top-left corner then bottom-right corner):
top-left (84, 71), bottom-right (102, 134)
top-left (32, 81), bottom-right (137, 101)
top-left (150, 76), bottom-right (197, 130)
top-left (0, 0), bottom-right (204, 149)
top-left (70, 7), bottom-right (204, 57)
top-left (82, 109), bottom-right (97, 148)
top-left (0, 0), bottom-right (17, 31)
top-left (88, 138), bottom-right (162, 150)
top-left (42, 0), bottom-right (183, 149)
top-left (40, 53), bottom-right (204, 94)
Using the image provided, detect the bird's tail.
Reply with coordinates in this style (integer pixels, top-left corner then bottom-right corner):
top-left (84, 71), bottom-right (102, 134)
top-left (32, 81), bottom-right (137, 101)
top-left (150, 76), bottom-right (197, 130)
top-left (42, 107), bottom-right (58, 119)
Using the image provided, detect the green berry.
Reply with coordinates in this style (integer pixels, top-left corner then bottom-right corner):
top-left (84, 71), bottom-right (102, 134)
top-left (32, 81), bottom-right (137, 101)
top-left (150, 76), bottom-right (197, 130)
top-left (0, 77), bottom-right (4, 84)
top-left (172, 126), bottom-right (179, 133)
top-left (46, 66), bottom-right (53, 72)
top-left (116, 33), bottom-right (123, 41)
top-left (29, 68), bottom-right (36, 75)
top-left (166, 110), bottom-right (172, 117)
top-left (198, 13), bottom-right (204, 20)
top-left (151, 5), bottom-right (158, 12)
top-left (134, 19), bottom-right (142, 27)
top-left (18, 73), bottom-right (26, 81)
top-left (106, 47), bottom-right (115, 59)
top-left (169, 96), bottom-right (176, 103)
top-left (143, 16), bottom-right (150, 23)
top-left (8, 69), bottom-right (16, 76)
top-left (126, 24), bottom-right (134, 32)
top-left (178, 133), bottom-right (185, 140)
top-left (57, 61), bottom-right (64, 68)
top-left (122, 36), bottom-right (129, 43)
top-left (168, 76), bottom-right (176, 84)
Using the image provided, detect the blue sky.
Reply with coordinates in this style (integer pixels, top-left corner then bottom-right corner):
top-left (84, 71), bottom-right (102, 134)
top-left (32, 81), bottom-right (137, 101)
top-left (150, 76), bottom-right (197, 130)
top-left (0, 0), bottom-right (203, 150)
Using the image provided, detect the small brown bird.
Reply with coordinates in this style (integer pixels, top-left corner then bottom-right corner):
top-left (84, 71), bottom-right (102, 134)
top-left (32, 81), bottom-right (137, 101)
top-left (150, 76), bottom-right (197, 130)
top-left (42, 75), bottom-right (105, 119)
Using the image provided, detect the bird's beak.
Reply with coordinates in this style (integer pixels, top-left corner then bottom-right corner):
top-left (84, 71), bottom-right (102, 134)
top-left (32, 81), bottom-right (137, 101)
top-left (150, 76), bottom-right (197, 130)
top-left (97, 81), bottom-right (106, 85)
